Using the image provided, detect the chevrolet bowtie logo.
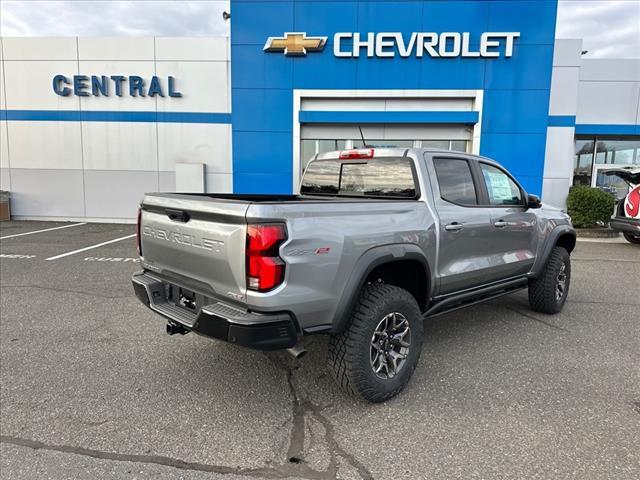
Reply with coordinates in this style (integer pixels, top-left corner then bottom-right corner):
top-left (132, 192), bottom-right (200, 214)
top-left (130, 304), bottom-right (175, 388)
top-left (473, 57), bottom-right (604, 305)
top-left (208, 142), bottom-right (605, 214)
top-left (263, 32), bottom-right (327, 56)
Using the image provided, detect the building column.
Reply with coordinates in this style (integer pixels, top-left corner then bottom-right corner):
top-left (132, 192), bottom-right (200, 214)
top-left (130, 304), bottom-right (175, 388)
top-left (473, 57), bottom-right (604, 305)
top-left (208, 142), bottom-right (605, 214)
top-left (542, 39), bottom-right (583, 208)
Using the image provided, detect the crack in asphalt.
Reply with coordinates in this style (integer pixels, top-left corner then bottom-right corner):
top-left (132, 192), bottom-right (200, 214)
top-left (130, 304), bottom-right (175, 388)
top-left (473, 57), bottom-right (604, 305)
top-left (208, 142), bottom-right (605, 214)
top-left (285, 367), bottom-right (307, 465)
top-left (276, 355), bottom-right (374, 480)
top-left (0, 435), bottom-right (288, 479)
top-left (0, 284), bottom-right (131, 299)
top-left (1, 355), bottom-right (374, 480)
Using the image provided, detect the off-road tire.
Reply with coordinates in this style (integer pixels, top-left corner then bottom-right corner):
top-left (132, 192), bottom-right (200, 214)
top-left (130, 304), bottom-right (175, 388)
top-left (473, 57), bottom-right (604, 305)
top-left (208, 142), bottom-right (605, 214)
top-left (328, 284), bottom-right (423, 403)
top-left (528, 246), bottom-right (571, 314)
top-left (623, 233), bottom-right (640, 244)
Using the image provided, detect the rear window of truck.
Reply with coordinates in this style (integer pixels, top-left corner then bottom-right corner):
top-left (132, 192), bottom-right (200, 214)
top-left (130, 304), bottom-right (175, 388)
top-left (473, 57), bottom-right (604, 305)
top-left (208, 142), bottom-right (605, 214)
top-left (300, 157), bottom-right (418, 198)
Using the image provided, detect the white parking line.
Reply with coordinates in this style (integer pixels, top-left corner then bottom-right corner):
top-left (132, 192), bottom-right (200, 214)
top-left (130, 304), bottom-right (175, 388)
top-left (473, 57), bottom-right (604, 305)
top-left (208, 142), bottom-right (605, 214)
top-left (0, 254), bottom-right (37, 259)
top-left (0, 222), bottom-right (86, 240)
top-left (84, 256), bottom-right (139, 263)
top-left (45, 234), bottom-right (136, 261)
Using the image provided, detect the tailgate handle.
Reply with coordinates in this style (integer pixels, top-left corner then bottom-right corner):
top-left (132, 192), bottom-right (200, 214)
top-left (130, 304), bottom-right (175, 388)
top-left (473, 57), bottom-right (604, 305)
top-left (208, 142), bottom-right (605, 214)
top-left (166, 209), bottom-right (190, 223)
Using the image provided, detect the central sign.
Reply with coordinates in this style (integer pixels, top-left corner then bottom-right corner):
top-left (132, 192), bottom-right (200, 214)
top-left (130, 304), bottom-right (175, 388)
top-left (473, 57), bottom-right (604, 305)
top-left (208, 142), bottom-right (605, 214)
top-left (52, 75), bottom-right (182, 97)
top-left (264, 31), bottom-right (520, 58)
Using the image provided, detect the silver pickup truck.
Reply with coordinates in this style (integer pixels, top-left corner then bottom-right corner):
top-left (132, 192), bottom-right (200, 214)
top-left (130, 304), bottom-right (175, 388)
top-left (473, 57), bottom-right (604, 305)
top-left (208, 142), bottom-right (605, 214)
top-left (132, 148), bottom-right (576, 402)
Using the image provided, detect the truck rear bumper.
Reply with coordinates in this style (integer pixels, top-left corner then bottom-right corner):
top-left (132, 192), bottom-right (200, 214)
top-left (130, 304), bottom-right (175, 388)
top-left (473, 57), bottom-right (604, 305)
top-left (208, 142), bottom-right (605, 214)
top-left (610, 217), bottom-right (640, 236)
top-left (132, 271), bottom-right (297, 350)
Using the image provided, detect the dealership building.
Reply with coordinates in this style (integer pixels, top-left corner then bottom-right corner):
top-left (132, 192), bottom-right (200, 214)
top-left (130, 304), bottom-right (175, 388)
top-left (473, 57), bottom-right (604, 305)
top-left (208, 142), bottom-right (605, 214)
top-left (0, 0), bottom-right (639, 221)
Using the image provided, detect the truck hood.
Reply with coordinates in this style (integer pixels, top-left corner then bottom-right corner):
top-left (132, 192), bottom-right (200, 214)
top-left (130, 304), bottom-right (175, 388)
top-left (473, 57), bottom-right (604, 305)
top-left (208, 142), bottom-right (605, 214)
top-left (540, 202), bottom-right (564, 214)
top-left (602, 166), bottom-right (640, 186)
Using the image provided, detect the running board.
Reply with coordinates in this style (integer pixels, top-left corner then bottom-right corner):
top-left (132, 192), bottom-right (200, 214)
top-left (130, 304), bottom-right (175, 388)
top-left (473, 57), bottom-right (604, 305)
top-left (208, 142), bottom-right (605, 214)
top-left (424, 277), bottom-right (528, 318)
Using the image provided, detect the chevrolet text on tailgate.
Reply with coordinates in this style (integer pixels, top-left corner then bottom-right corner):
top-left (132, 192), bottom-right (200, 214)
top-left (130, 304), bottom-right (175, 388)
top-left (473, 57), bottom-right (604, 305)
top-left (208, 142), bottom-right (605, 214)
top-left (132, 148), bottom-right (576, 403)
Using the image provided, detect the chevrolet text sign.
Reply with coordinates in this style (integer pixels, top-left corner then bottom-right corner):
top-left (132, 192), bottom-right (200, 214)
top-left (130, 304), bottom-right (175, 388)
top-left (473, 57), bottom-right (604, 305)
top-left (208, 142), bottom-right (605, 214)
top-left (265, 32), bottom-right (520, 58)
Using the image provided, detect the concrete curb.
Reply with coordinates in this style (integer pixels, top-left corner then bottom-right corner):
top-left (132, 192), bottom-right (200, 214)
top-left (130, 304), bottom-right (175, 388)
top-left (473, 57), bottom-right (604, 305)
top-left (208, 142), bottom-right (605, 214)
top-left (575, 228), bottom-right (620, 239)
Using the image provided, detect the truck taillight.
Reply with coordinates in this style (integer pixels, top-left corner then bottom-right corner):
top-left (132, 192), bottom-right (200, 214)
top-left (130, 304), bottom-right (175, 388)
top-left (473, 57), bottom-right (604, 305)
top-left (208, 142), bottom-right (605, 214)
top-left (339, 148), bottom-right (374, 159)
top-left (246, 223), bottom-right (287, 292)
top-left (136, 208), bottom-right (142, 256)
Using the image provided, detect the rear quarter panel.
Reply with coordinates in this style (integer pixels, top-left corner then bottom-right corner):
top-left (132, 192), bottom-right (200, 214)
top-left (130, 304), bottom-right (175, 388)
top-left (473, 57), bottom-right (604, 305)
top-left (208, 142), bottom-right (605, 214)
top-left (245, 200), bottom-right (436, 330)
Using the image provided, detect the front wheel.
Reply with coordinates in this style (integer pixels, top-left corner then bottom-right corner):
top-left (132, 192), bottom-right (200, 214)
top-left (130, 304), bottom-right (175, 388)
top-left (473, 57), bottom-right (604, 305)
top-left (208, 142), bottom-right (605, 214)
top-left (328, 284), bottom-right (423, 403)
top-left (623, 233), bottom-right (640, 244)
top-left (528, 246), bottom-right (571, 314)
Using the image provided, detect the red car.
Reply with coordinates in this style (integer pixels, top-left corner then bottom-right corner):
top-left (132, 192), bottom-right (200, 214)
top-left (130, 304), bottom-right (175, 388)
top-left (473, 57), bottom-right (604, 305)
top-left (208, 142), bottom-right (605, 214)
top-left (604, 167), bottom-right (640, 244)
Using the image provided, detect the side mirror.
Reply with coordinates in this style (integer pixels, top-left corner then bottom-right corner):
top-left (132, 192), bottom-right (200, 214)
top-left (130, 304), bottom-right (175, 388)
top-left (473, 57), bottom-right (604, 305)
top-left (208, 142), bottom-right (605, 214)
top-left (527, 194), bottom-right (542, 209)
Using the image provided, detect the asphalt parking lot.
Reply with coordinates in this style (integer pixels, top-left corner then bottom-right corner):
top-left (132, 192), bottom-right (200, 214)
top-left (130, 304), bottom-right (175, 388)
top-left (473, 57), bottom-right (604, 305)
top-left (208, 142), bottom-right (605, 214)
top-left (1, 220), bottom-right (639, 480)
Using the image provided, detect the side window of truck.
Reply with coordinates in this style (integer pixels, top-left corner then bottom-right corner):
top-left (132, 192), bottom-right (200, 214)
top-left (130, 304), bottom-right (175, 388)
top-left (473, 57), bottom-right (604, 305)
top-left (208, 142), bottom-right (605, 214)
top-left (479, 163), bottom-right (523, 206)
top-left (433, 158), bottom-right (478, 206)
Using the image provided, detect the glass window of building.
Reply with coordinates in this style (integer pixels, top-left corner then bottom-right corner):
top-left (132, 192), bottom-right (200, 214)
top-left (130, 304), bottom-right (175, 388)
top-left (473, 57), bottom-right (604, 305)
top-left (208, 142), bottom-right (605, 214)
top-left (318, 139), bottom-right (347, 153)
top-left (574, 138), bottom-right (595, 186)
top-left (301, 139), bottom-right (347, 172)
top-left (573, 136), bottom-right (640, 187)
top-left (301, 140), bottom-right (317, 169)
top-left (450, 140), bottom-right (468, 152)
top-left (423, 140), bottom-right (468, 152)
top-left (594, 139), bottom-right (639, 165)
top-left (351, 139), bottom-right (414, 148)
top-left (594, 170), bottom-right (629, 200)
top-left (422, 140), bottom-right (450, 149)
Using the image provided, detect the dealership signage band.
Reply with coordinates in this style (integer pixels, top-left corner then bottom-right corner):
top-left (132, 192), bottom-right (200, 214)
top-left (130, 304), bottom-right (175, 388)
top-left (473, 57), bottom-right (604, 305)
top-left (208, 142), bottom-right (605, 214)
top-left (264, 31), bottom-right (520, 57)
top-left (52, 75), bottom-right (182, 97)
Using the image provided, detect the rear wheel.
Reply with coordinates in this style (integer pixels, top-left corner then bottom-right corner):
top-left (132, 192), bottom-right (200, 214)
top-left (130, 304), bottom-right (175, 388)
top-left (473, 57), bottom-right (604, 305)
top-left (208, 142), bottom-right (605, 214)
top-left (528, 246), bottom-right (571, 314)
top-left (623, 233), bottom-right (640, 244)
top-left (328, 284), bottom-right (423, 403)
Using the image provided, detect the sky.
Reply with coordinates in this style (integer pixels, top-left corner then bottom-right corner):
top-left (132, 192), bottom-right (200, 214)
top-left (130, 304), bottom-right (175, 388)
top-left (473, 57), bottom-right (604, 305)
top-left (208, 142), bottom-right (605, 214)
top-left (1, 0), bottom-right (639, 58)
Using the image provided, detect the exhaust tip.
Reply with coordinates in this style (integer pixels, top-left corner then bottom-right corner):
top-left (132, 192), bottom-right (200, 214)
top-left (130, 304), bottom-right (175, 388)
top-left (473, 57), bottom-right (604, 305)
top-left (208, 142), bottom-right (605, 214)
top-left (286, 346), bottom-right (307, 359)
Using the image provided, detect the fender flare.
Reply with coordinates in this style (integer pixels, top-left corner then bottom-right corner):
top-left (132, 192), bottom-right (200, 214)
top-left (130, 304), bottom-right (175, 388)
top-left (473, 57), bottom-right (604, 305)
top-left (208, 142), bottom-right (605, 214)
top-left (530, 225), bottom-right (576, 277)
top-left (330, 244), bottom-right (432, 335)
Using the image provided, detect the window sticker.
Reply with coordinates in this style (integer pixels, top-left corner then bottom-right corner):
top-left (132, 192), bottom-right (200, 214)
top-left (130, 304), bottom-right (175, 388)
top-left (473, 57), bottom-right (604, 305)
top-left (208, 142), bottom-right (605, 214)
top-left (484, 170), bottom-right (513, 202)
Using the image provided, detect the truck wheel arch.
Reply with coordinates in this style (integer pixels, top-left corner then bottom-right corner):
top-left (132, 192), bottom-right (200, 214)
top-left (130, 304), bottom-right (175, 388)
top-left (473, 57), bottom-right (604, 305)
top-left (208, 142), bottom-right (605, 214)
top-left (555, 232), bottom-right (576, 254)
top-left (531, 225), bottom-right (576, 277)
top-left (330, 244), bottom-right (432, 335)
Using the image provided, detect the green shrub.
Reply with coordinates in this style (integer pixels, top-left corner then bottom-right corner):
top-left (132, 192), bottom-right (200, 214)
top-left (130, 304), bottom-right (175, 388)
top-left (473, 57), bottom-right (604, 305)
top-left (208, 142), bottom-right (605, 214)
top-left (566, 186), bottom-right (616, 228)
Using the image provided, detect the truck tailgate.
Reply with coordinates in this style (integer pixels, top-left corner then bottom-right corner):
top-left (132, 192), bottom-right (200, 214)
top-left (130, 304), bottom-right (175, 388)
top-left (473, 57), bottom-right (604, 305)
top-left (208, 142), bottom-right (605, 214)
top-left (139, 194), bottom-right (248, 301)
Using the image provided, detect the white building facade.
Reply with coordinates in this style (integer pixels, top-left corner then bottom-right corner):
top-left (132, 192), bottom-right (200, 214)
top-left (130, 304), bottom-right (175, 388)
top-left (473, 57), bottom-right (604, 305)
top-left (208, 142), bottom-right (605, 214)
top-left (543, 39), bottom-right (640, 207)
top-left (0, 37), bottom-right (232, 221)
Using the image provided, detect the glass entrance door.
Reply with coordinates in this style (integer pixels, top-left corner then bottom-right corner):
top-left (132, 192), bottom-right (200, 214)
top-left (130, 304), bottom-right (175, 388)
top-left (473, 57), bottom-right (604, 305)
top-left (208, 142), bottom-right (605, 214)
top-left (592, 165), bottom-right (631, 201)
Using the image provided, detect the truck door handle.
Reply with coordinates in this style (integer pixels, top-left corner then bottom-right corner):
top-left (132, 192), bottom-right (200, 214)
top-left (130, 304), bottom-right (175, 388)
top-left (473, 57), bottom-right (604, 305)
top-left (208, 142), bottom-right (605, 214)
top-left (494, 220), bottom-right (507, 228)
top-left (166, 209), bottom-right (190, 223)
top-left (445, 222), bottom-right (464, 232)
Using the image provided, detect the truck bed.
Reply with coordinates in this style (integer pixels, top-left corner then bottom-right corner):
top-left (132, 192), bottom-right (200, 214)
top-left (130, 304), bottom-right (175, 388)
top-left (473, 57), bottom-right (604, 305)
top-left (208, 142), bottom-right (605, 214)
top-left (148, 192), bottom-right (415, 204)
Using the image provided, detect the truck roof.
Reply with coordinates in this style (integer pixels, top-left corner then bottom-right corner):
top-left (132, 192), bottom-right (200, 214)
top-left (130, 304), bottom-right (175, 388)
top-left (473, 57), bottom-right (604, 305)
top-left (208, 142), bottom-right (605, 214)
top-left (314, 147), bottom-right (498, 166)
